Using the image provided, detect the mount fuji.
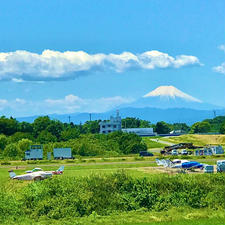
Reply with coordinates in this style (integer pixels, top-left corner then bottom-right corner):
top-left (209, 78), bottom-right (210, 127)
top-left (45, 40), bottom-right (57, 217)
top-left (123, 86), bottom-right (221, 110)
top-left (17, 86), bottom-right (224, 125)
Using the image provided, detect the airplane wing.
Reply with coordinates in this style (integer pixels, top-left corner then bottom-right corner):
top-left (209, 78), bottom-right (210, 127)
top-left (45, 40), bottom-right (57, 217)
top-left (181, 161), bottom-right (203, 169)
top-left (26, 168), bottom-right (43, 173)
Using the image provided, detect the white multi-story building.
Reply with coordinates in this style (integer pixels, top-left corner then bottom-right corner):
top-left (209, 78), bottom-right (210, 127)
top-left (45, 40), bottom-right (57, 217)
top-left (99, 111), bottom-right (121, 134)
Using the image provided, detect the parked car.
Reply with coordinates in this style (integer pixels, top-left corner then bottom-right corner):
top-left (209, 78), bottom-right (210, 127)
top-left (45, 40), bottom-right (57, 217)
top-left (139, 151), bottom-right (154, 157)
top-left (181, 149), bottom-right (188, 155)
top-left (171, 150), bottom-right (178, 155)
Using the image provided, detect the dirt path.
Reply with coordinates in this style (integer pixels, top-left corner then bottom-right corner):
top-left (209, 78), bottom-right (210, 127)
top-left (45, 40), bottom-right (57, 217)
top-left (150, 138), bottom-right (174, 146)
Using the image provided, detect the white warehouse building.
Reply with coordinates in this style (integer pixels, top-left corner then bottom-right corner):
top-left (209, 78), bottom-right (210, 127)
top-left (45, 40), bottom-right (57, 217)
top-left (122, 128), bottom-right (154, 136)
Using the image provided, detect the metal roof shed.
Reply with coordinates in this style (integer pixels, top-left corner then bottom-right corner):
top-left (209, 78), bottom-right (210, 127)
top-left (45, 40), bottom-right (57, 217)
top-left (53, 148), bottom-right (72, 159)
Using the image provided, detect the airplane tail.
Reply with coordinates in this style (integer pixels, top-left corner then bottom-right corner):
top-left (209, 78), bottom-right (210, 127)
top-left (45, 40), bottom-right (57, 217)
top-left (57, 166), bottom-right (64, 172)
top-left (156, 159), bottom-right (172, 168)
top-left (9, 170), bottom-right (16, 179)
top-left (156, 159), bottom-right (162, 166)
top-left (160, 159), bottom-right (173, 168)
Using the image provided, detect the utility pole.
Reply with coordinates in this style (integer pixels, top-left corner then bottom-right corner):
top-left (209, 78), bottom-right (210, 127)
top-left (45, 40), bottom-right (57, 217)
top-left (89, 113), bottom-right (92, 121)
top-left (213, 110), bottom-right (216, 118)
top-left (68, 116), bottom-right (71, 123)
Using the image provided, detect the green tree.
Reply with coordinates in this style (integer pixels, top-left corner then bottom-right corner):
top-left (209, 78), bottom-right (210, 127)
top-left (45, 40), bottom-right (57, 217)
top-left (46, 120), bottom-right (64, 140)
top-left (190, 121), bottom-right (211, 134)
top-left (155, 121), bottom-right (171, 134)
top-left (82, 120), bottom-right (100, 133)
top-left (18, 122), bottom-right (33, 133)
top-left (17, 139), bottom-right (32, 153)
top-left (220, 122), bottom-right (225, 134)
top-left (37, 130), bottom-right (57, 144)
top-left (0, 116), bottom-right (18, 135)
top-left (61, 128), bottom-right (80, 141)
top-left (3, 143), bottom-right (20, 159)
top-left (32, 116), bottom-right (51, 137)
top-left (9, 132), bottom-right (34, 143)
top-left (122, 117), bottom-right (141, 128)
top-left (172, 123), bottom-right (190, 132)
top-left (0, 134), bottom-right (8, 150)
top-left (140, 120), bottom-right (152, 128)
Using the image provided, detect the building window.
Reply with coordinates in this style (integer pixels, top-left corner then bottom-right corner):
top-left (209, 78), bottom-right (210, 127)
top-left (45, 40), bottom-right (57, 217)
top-left (113, 125), bottom-right (116, 128)
top-left (102, 125), bottom-right (105, 128)
top-left (108, 130), bottom-right (111, 133)
top-left (108, 125), bottom-right (111, 128)
top-left (103, 131), bottom-right (106, 133)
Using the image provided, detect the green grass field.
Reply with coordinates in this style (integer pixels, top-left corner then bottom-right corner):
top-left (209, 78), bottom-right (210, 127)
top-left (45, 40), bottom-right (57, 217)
top-left (1, 158), bottom-right (225, 225)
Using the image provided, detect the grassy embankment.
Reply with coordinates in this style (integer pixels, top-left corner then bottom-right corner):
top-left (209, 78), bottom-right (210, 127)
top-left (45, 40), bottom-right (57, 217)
top-left (164, 134), bottom-right (225, 147)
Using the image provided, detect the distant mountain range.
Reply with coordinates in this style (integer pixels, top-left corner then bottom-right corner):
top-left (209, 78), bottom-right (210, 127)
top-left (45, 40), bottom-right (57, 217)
top-left (120, 86), bottom-right (222, 110)
top-left (16, 86), bottom-right (225, 125)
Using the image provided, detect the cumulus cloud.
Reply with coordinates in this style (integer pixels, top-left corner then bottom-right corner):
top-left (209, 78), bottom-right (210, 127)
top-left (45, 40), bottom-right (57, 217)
top-left (0, 95), bottom-right (134, 117)
top-left (213, 63), bottom-right (225, 74)
top-left (218, 45), bottom-right (225, 52)
top-left (213, 45), bottom-right (225, 74)
top-left (0, 49), bottom-right (201, 81)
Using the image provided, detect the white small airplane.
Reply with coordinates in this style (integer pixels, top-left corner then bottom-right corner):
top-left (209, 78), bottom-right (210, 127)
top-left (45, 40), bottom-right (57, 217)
top-left (47, 166), bottom-right (64, 175)
top-left (26, 166), bottom-right (64, 175)
top-left (9, 170), bottom-right (53, 181)
top-left (156, 159), bottom-right (204, 170)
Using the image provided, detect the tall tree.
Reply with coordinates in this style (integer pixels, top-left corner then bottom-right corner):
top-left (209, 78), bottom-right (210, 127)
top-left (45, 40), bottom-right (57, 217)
top-left (155, 121), bottom-right (171, 134)
top-left (190, 121), bottom-right (211, 134)
top-left (32, 116), bottom-right (51, 137)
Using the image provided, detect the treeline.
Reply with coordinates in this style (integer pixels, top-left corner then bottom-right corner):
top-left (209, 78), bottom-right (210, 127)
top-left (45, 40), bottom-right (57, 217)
top-left (0, 116), bottom-right (147, 159)
top-left (122, 116), bottom-right (222, 134)
top-left (0, 115), bottom-right (224, 159)
top-left (122, 116), bottom-right (225, 134)
top-left (1, 172), bottom-right (225, 223)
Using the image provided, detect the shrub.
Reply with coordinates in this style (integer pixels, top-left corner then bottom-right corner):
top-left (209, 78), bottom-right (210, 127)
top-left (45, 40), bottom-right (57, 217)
top-left (2, 172), bottom-right (225, 223)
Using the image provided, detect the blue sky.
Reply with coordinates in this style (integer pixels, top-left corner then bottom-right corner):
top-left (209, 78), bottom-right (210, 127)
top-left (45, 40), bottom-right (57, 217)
top-left (0, 0), bottom-right (225, 117)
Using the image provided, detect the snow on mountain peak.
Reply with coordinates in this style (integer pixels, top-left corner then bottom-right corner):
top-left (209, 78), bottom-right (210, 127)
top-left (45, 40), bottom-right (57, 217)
top-left (143, 86), bottom-right (202, 103)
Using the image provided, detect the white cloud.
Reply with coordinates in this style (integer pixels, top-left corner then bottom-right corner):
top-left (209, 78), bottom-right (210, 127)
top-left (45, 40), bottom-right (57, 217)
top-left (213, 63), bottom-right (225, 74)
top-left (213, 45), bottom-right (225, 74)
top-left (0, 95), bottom-right (134, 117)
top-left (44, 94), bottom-right (134, 113)
top-left (12, 78), bottom-right (25, 83)
top-left (0, 49), bottom-right (201, 81)
top-left (218, 45), bottom-right (225, 52)
top-left (15, 98), bottom-right (26, 104)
